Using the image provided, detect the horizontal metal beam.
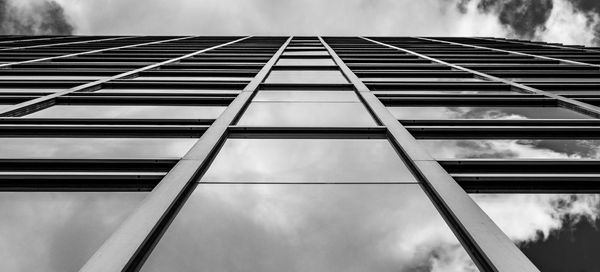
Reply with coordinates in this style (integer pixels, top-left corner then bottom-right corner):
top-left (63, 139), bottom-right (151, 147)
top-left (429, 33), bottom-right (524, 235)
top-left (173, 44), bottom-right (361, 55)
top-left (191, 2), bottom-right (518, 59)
top-left (454, 174), bottom-right (600, 193)
top-left (364, 37), bottom-right (600, 119)
top-left (406, 125), bottom-right (600, 138)
top-left (79, 36), bottom-right (291, 272)
top-left (0, 37), bottom-right (250, 117)
top-left (355, 36), bottom-right (540, 272)
top-left (0, 124), bottom-right (209, 137)
top-left (0, 158), bottom-right (177, 171)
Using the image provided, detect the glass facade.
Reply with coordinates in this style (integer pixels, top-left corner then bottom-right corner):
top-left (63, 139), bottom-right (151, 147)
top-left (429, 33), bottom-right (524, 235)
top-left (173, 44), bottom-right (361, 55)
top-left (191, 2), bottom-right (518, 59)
top-left (23, 105), bottom-right (226, 119)
top-left (141, 184), bottom-right (476, 271)
top-left (237, 102), bottom-right (376, 126)
top-left (389, 106), bottom-right (592, 119)
top-left (200, 138), bottom-right (416, 182)
top-left (0, 192), bottom-right (147, 272)
top-left (1, 35), bottom-right (598, 272)
top-left (265, 70), bottom-right (348, 84)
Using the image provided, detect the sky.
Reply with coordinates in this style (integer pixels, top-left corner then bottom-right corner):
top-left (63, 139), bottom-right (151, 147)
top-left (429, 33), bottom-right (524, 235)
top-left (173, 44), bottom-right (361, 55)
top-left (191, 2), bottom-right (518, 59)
top-left (2, 1), bottom-right (600, 271)
top-left (2, 0), bottom-right (600, 46)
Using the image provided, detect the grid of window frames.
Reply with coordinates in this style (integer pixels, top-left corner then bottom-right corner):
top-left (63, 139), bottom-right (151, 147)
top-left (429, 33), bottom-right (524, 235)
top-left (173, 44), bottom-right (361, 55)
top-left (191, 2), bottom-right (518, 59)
top-left (1, 36), bottom-right (599, 272)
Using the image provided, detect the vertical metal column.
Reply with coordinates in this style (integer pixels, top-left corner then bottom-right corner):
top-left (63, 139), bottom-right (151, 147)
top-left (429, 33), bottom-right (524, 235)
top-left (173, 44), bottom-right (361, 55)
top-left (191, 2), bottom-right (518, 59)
top-left (79, 36), bottom-right (292, 272)
top-left (320, 37), bottom-right (540, 272)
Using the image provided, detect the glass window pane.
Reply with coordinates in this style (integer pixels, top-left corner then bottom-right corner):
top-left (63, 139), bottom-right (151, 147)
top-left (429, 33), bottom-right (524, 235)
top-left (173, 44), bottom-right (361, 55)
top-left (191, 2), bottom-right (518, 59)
top-left (265, 70), bottom-right (348, 84)
top-left (140, 184), bottom-right (478, 272)
top-left (286, 46), bottom-right (324, 50)
top-left (133, 76), bottom-right (251, 81)
top-left (0, 76), bottom-right (101, 80)
top-left (0, 88), bottom-right (63, 93)
top-left (95, 88), bottom-right (240, 95)
top-left (373, 90), bottom-right (520, 95)
top-left (363, 77), bottom-right (485, 82)
top-left (389, 106), bottom-right (592, 119)
top-left (545, 90), bottom-right (600, 95)
top-left (201, 138), bottom-right (416, 182)
top-left (238, 102), bottom-right (376, 127)
top-left (470, 193), bottom-right (600, 272)
top-left (0, 138), bottom-right (197, 159)
top-left (253, 91), bottom-right (359, 102)
top-left (282, 51), bottom-right (330, 56)
top-left (24, 105), bottom-right (226, 119)
top-left (514, 78), bottom-right (600, 82)
top-left (0, 192), bottom-right (146, 272)
top-left (418, 139), bottom-right (600, 159)
top-left (276, 58), bottom-right (335, 66)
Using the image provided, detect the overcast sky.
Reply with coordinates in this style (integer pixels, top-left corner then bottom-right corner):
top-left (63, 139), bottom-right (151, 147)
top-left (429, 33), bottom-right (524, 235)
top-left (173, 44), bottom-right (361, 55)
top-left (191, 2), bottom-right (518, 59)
top-left (2, 0), bottom-right (600, 46)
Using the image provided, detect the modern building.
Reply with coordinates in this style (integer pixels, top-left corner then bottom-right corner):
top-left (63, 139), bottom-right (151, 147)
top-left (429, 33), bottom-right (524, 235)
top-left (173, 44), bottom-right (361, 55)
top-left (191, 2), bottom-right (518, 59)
top-left (0, 35), bottom-right (599, 272)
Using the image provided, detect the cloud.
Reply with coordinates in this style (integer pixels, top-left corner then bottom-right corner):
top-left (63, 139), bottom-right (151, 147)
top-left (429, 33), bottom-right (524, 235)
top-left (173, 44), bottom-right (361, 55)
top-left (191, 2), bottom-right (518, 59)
top-left (458, 0), bottom-right (600, 45)
top-left (142, 184), bottom-right (479, 272)
top-left (0, 192), bottom-right (146, 272)
top-left (419, 139), bottom-right (600, 159)
top-left (458, 0), bottom-right (554, 39)
top-left (0, 0), bottom-right (73, 35)
top-left (3, 0), bottom-right (599, 46)
top-left (471, 194), bottom-right (600, 244)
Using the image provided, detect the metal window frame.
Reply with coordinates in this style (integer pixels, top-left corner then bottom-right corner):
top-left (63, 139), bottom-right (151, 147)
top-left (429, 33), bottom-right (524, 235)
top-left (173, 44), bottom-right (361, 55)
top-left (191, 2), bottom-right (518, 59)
top-left (79, 36), bottom-right (291, 272)
top-left (324, 36), bottom-right (540, 272)
top-left (2, 36), bottom-right (600, 272)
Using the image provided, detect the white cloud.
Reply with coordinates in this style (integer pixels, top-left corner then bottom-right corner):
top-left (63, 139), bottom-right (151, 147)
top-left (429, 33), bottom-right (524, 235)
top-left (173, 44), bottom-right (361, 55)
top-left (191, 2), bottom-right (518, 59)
top-left (534, 0), bottom-right (599, 46)
top-left (7, 0), bottom-right (600, 46)
top-left (50, 0), bottom-right (506, 37)
top-left (471, 194), bottom-right (600, 244)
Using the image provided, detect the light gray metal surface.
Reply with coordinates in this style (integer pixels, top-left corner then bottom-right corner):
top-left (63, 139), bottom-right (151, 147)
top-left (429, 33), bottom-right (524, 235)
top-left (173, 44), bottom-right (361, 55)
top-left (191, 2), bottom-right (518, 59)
top-left (0, 36), bottom-right (131, 52)
top-left (0, 36), bottom-right (192, 68)
top-left (365, 37), bottom-right (600, 119)
top-left (417, 36), bottom-right (600, 69)
top-left (0, 37), bottom-right (250, 117)
top-left (324, 36), bottom-right (540, 272)
top-left (78, 36), bottom-right (292, 272)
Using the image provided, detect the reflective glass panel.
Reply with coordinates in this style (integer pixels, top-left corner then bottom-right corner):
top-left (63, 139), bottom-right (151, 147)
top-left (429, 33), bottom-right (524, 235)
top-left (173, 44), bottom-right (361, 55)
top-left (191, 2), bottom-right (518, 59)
top-left (373, 90), bottom-right (519, 95)
top-left (0, 192), bottom-right (147, 272)
top-left (133, 76), bottom-right (251, 81)
top-left (282, 51), bottom-right (330, 56)
top-left (547, 90), bottom-right (600, 95)
top-left (265, 70), bottom-right (348, 84)
top-left (389, 106), bottom-right (592, 119)
top-left (0, 76), bottom-right (101, 80)
top-left (286, 46), bottom-right (324, 50)
top-left (238, 102), bottom-right (376, 127)
top-left (201, 138), bottom-right (415, 182)
top-left (0, 138), bottom-right (197, 159)
top-left (0, 88), bottom-right (63, 93)
top-left (140, 184), bottom-right (478, 272)
top-left (253, 91), bottom-right (359, 102)
top-left (471, 193), bottom-right (600, 272)
top-left (95, 88), bottom-right (240, 95)
top-left (276, 58), bottom-right (335, 66)
top-left (514, 78), bottom-right (600, 82)
top-left (418, 139), bottom-right (600, 159)
top-left (24, 105), bottom-right (226, 119)
top-left (362, 77), bottom-right (485, 82)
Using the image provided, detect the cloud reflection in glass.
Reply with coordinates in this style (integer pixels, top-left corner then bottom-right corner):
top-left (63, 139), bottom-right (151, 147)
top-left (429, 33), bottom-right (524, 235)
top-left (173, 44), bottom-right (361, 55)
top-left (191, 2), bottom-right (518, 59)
top-left (140, 184), bottom-right (479, 272)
